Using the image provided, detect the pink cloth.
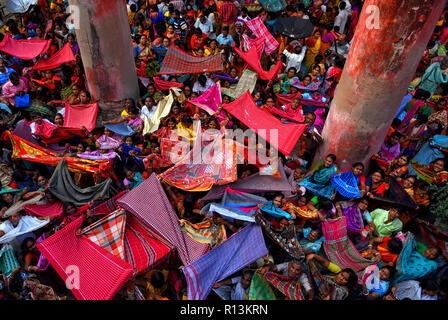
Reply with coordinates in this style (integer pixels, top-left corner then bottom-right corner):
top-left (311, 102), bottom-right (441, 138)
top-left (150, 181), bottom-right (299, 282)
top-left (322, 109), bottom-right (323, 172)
top-left (245, 17), bottom-right (279, 54)
top-left (223, 91), bottom-right (307, 156)
top-left (234, 45), bottom-right (283, 81)
top-left (25, 201), bottom-right (64, 218)
top-left (36, 216), bottom-right (134, 300)
top-left (0, 34), bottom-right (51, 60)
top-left (33, 43), bottom-right (76, 71)
top-left (1, 79), bottom-right (28, 105)
top-left (153, 77), bottom-right (183, 91)
top-left (268, 104), bottom-right (305, 122)
top-left (188, 81), bottom-right (222, 116)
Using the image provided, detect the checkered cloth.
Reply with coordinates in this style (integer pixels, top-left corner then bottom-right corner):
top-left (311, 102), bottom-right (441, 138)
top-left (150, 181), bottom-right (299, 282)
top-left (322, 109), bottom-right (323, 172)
top-left (221, 69), bottom-right (258, 100)
top-left (79, 209), bottom-right (127, 261)
top-left (36, 216), bottom-right (134, 300)
top-left (241, 35), bottom-right (265, 57)
top-left (124, 214), bottom-right (173, 274)
top-left (183, 223), bottom-right (268, 300)
top-left (322, 217), bottom-right (373, 276)
top-left (158, 45), bottom-right (224, 75)
top-left (117, 173), bottom-right (210, 266)
top-left (245, 17), bottom-right (279, 54)
top-left (263, 272), bottom-right (305, 300)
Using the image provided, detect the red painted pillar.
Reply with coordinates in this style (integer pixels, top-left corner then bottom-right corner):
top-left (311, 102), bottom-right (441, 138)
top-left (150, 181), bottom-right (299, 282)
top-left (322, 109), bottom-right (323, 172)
top-left (68, 0), bottom-right (139, 116)
top-left (315, 0), bottom-right (445, 170)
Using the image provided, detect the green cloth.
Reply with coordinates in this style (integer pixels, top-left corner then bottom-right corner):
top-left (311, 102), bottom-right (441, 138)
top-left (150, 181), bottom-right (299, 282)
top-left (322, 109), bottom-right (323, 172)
top-left (405, 102), bottom-right (432, 116)
top-left (48, 159), bottom-right (117, 207)
top-left (248, 272), bottom-right (277, 300)
top-left (0, 245), bottom-right (20, 277)
top-left (370, 208), bottom-right (403, 238)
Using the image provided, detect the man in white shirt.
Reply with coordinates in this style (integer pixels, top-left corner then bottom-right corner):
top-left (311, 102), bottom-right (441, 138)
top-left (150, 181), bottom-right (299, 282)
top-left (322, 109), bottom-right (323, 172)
top-left (141, 97), bottom-right (157, 120)
top-left (193, 74), bottom-right (215, 95)
top-left (194, 15), bottom-right (214, 38)
top-left (283, 44), bottom-right (307, 74)
top-left (334, 1), bottom-right (350, 35)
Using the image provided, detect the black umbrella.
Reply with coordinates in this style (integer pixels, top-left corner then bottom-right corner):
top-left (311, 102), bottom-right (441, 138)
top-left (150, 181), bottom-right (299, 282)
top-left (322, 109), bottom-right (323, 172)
top-left (274, 17), bottom-right (315, 39)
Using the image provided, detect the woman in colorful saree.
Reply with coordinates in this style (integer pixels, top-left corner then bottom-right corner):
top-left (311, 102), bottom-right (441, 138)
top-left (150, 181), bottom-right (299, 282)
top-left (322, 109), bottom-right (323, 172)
top-left (400, 113), bottom-right (429, 157)
top-left (303, 30), bottom-right (322, 75)
top-left (268, 98), bottom-right (305, 123)
top-left (331, 162), bottom-right (367, 200)
top-left (366, 171), bottom-right (390, 199)
top-left (335, 197), bottom-right (371, 244)
top-left (392, 232), bottom-right (441, 284)
top-left (298, 154), bottom-right (337, 199)
top-left (305, 253), bottom-right (358, 300)
top-left (409, 158), bottom-right (448, 184)
top-left (134, 34), bottom-right (152, 60)
top-left (277, 67), bottom-right (299, 94)
top-left (386, 155), bottom-right (410, 179)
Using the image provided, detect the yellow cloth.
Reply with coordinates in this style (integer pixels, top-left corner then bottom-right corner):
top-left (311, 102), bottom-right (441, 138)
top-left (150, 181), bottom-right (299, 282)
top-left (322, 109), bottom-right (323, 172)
top-left (121, 110), bottom-right (129, 117)
top-left (144, 269), bottom-right (169, 298)
top-left (141, 88), bottom-right (180, 135)
top-left (328, 262), bottom-right (342, 274)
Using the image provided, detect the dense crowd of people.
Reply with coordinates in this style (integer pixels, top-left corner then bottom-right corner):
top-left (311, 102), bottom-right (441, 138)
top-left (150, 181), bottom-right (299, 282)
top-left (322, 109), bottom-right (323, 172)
top-left (0, 0), bottom-right (447, 301)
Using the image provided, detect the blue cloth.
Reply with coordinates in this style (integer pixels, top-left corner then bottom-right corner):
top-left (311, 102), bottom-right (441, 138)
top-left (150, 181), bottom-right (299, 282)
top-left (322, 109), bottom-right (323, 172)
top-left (260, 201), bottom-right (293, 220)
top-left (331, 170), bottom-right (361, 199)
top-left (395, 93), bottom-right (413, 119)
top-left (393, 234), bottom-right (438, 284)
top-left (104, 122), bottom-right (135, 137)
top-left (299, 162), bottom-right (337, 199)
top-left (0, 103), bottom-right (12, 114)
top-left (0, 67), bottom-right (15, 86)
top-left (299, 227), bottom-right (325, 253)
top-left (413, 135), bottom-right (448, 165)
top-left (183, 223), bottom-right (268, 300)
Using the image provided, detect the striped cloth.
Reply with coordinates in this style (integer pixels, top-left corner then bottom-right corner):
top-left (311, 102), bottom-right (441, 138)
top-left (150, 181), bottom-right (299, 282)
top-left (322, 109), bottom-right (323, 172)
top-left (36, 216), bottom-right (134, 300)
top-left (0, 244), bottom-right (20, 277)
top-left (183, 223), bottom-right (268, 300)
top-left (330, 170), bottom-right (361, 199)
top-left (219, 2), bottom-right (238, 24)
top-left (221, 69), bottom-right (258, 100)
top-left (79, 209), bottom-right (127, 261)
top-left (245, 17), bottom-right (279, 54)
top-left (158, 45), bottom-right (224, 75)
top-left (263, 272), bottom-right (305, 300)
top-left (117, 173), bottom-right (210, 266)
top-left (322, 217), bottom-right (372, 276)
top-left (124, 214), bottom-right (173, 274)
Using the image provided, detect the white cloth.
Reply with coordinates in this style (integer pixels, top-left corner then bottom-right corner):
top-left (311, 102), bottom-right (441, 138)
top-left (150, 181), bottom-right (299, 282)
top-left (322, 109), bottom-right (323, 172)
top-left (283, 46), bottom-right (307, 74)
top-left (330, 41), bottom-right (351, 59)
top-left (141, 105), bottom-right (156, 120)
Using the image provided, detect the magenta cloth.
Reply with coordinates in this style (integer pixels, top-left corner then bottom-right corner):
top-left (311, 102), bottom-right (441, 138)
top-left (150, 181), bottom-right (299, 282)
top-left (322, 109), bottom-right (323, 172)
top-left (187, 81), bottom-right (222, 116)
top-left (33, 43), bottom-right (76, 71)
top-left (0, 33), bottom-right (51, 60)
top-left (401, 100), bottom-right (425, 126)
top-left (36, 216), bottom-right (134, 300)
top-left (268, 104), bottom-right (305, 122)
top-left (245, 17), bottom-right (279, 54)
top-left (241, 34), bottom-right (265, 57)
top-left (153, 76), bottom-right (184, 91)
top-left (223, 91), bottom-right (306, 156)
top-left (117, 173), bottom-right (210, 266)
top-left (24, 201), bottom-right (64, 219)
top-left (276, 92), bottom-right (301, 108)
top-left (234, 45), bottom-right (283, 81)
top-left (313, 107), bottom-right (327, 134)
top-left (379, 142), bottom-right (401, 162)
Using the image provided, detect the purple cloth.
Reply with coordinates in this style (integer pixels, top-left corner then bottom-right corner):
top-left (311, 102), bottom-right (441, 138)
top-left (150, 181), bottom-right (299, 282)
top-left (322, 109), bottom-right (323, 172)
top-left (97, 134), bottom-right (122, 150)
top-left (342, 204), bottom-right (365, 233)
top-left (379, 142), bottom-right (400, 162)
top-left (183, 223), bottom-right (268, 300)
